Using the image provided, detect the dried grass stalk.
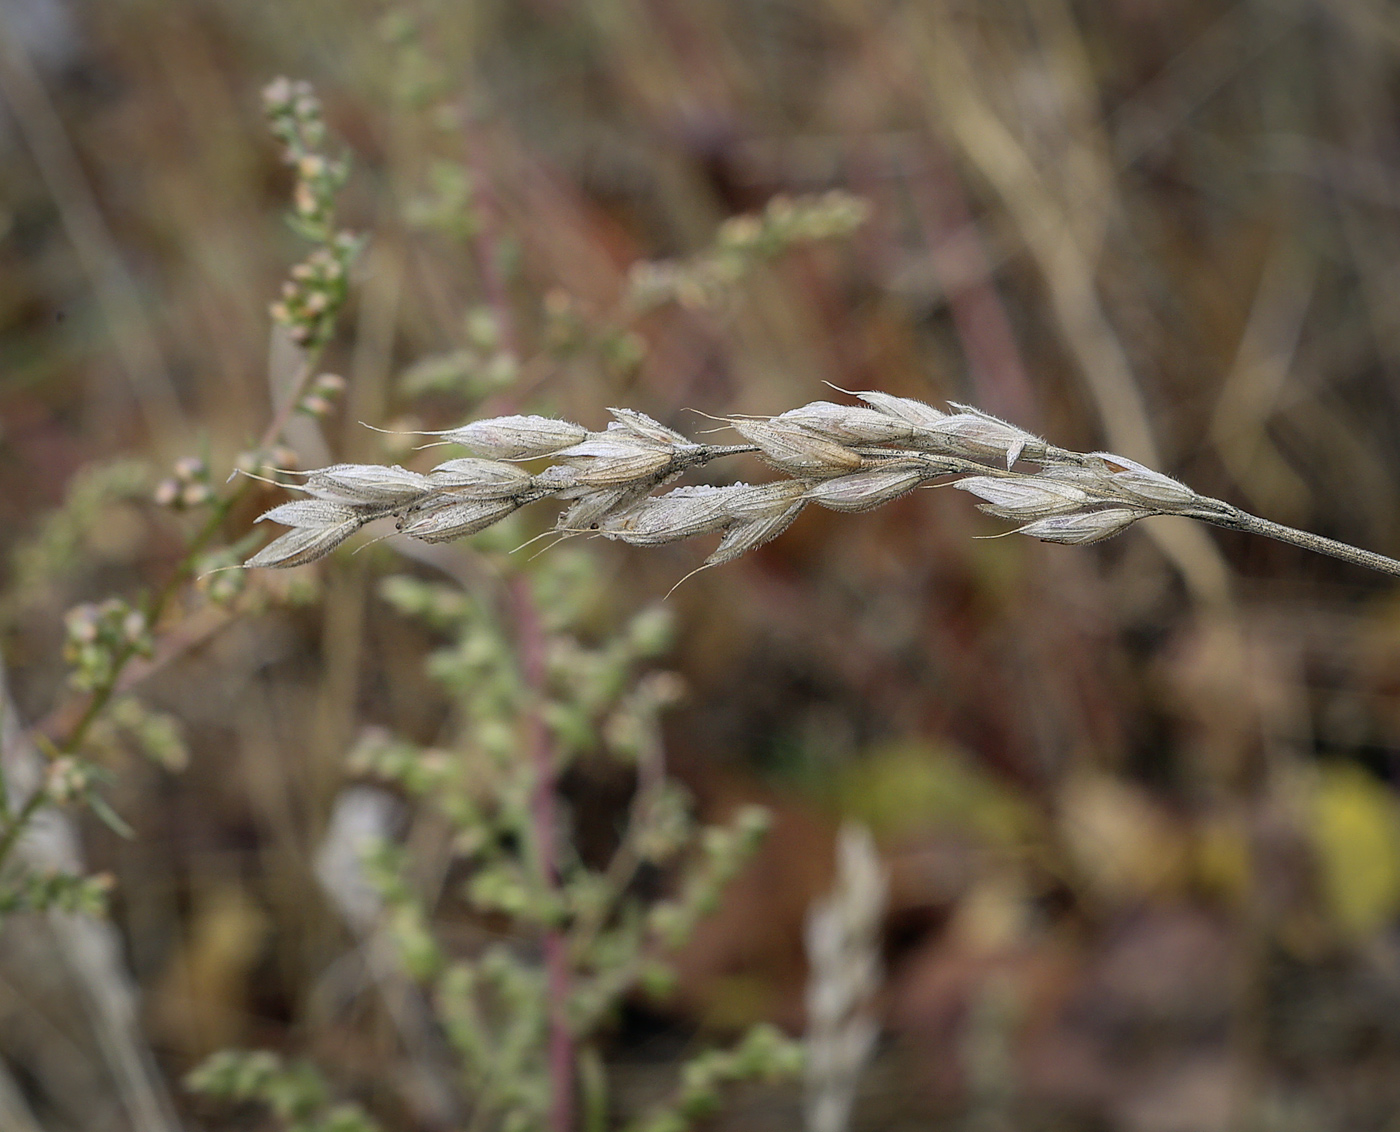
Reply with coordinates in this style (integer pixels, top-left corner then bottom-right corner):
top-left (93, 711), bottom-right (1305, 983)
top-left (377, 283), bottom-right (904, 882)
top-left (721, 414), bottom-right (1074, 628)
top-left (240, 392), bottom-right (1400, 581)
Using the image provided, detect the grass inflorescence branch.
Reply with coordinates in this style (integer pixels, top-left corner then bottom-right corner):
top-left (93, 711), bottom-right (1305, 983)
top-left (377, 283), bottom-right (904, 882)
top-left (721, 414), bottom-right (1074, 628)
top-left (242, 391), bottom-right (1400, 582)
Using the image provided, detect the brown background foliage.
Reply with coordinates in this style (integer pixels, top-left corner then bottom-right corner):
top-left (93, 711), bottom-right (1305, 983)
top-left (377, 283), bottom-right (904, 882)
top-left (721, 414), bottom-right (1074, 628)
top-left (5, 1), bottom-right (1400, 1129)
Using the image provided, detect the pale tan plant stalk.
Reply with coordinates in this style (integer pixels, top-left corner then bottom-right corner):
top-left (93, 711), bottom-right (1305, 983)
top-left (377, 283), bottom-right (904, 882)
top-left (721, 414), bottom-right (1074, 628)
top-left (803, 824), bottom-right (887, 1132)
top-left (242, 392), bottom-right (1400, 582)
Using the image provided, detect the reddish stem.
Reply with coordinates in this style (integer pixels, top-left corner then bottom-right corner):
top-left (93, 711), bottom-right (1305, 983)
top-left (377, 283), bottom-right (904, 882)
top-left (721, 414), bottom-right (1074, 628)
top-left (510, 576), bottom-right (574, 1132)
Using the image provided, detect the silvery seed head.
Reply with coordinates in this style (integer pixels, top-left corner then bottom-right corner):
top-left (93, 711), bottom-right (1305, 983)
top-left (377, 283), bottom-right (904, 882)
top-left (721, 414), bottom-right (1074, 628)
top-left (730, 418), bottom-right (863, 477)
top-left (246, 520), bottom-right (364, 568)
top-left (804, 466), bottom-right (931, 512)
top-left (303, 463), bottom-right (432, 506)
top-left (237, 393), bottom-right (1260, 578)
top-left (1087, 453), bottom-right (1198, 508)
top-left (953, 476), bottom-right (1092, 520)
top-left (437, 415), bottom-right (589, 460)
top-left (1017, 508), bottom-right (1146, 545)
top-left (775, 401), bottom-right (916, 445)
top-left (398, 498), bottom-right (519, 542)
top-left (427, 457), bottom-right (533, 498)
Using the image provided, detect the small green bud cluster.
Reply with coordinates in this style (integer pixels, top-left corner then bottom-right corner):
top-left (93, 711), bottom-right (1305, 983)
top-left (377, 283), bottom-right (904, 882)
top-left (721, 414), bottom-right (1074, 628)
top-left (334, 557), bottom-right (794, 1129)
top-left (435, 948), bottom-right (552, 1127)
top-left (402, 160), bottom-right (480, 242)
top-left (359, 839), bottom-right (444, 981)
top-left (23, 753), bottom-right (132, 843)
top-left (186, 1049), bottom-right (381, 1132)
top-left (543, 288), bottom-right (647, 376)
top-left (235, 444), bottom-right (301, 482)
top-left (153, 455), bottom-right (212, 509)
top-left (262, 77), bottom-right (361, 348)
top-left (376, 13), bottom-right (451, 110)
top-left (398, 307), bottom-right (518, 398)
top-left (648, 805), bottom-right (771, 949)
top-left (63, 598), bottom-right (151, 690)
top-left (194, 545), bottom-right (249, 605)
top-left (263, 78), bottom-right (345, 242)
top-left (628, 191), bottom-right (871, 311)
top-left (365, 563), bottom-right (687, 850)
top-left (43, 755), bottom-right (94, 804)
top-left (85, 695), bottom-right (189, 772)
top-left (0, 869), bottom-right (113, 917)
top-left (633, 1023), bottom-right (805, 1132)
top-left (269, 237), bottom-right (361, 348)
top-left (297, 372), bottom-right (347, 419)
top-left (7, 458), bottom-right (149, 612)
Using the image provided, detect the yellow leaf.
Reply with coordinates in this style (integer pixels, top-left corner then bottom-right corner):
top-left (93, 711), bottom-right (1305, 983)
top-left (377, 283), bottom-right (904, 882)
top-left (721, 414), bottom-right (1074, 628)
top-left (1310, 764), bottom-right (1400, 938)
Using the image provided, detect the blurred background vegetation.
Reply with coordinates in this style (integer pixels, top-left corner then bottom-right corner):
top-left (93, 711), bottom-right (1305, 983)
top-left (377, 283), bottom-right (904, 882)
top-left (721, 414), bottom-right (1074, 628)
top-left (5, 0), bottom-right (1400, 1129)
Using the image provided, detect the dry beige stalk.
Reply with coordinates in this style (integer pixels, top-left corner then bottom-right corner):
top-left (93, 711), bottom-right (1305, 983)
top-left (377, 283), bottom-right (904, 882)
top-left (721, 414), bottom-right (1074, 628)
top-left (804, 824), bottom-right (886, 1132)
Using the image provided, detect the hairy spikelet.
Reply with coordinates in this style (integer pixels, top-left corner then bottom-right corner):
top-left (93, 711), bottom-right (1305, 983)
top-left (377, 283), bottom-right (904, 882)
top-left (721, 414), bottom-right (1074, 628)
top-left (426, 458), bottom-right (533, 497)
top-left (246, 521), bottom-right (363, 568)
top-left (804, 466), bottom-right (931, 513)
top-left (303, 464), bottom-right (432, 506)
top-left (436, 415), bottom-right (588, 460)
top-left (730, 418), bottom-right (863, 477)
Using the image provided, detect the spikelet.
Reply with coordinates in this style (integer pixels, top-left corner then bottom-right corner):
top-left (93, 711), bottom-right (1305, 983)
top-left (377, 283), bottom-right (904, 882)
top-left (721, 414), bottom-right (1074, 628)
top-left (597, 485), bottom-right (741, 545)
top-left (953, 476), bottom-right (1091, 520)
top-left (554, 433), bottom-right (678, 486)
top-left (1017, 508), bottom-right (1146, 545)
top-left (1087, 453), bottom-right (1198, 507)
top-left (398, 499), bottom-right (520, 542)
top-left (775, 401), bottom-right (915, 445)
top-left (257, 499), bottom-right (367, 528)
top-left (916, 406), bottom-right (1044, 469)
top-left (854, 390), bottom-right (948, 428)
top-left (436, 415), bottom-right (588, 460)
top-left (304, 464), bottom-right (431, 506)
top-left (730, 419), bottom-right (863, 477)
top-left (706, 502), bottom-right (806, 566)
top-left (427, 458), bottom-right (533, 497)
top-left (246, 520), bottom-right (363, 568)
top-left (804, 467), bottom-right (931, 512)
